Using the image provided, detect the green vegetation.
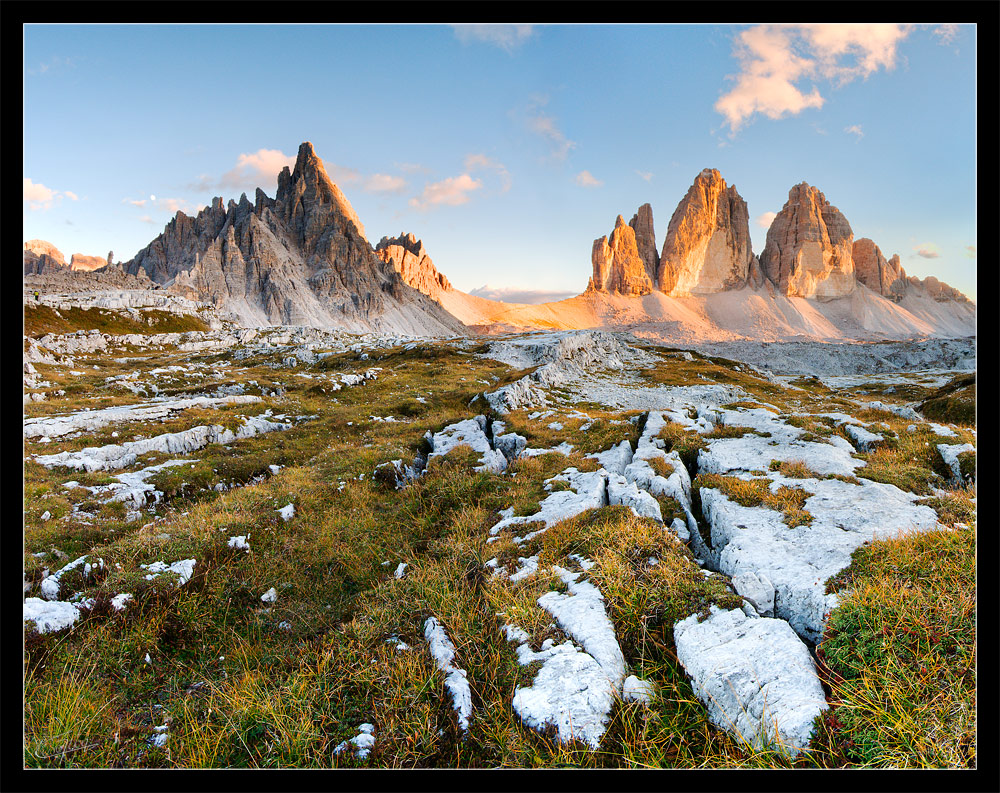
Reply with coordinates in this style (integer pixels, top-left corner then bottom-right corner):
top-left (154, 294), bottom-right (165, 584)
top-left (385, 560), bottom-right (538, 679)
top-left (817, 525), bottom-right (976, 767)
top-left (693, 473), bottom-right (813, 527)
top-left (21, 330), bottom-right (977, 768)
top-left (639, 352), bottom-right (787, 403)
top-left (24, 304), bottom-right (209, 337)
top-left (919, 373), bottom-right (976, 427)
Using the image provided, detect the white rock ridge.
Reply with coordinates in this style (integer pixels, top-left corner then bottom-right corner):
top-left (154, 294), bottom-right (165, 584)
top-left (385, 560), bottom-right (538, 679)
top-left (34, 413), bottom-right (292, 472)
top-left (423, 617), bottom-right (474, 732)
top-left (674, 606), bottom-right (828, 757)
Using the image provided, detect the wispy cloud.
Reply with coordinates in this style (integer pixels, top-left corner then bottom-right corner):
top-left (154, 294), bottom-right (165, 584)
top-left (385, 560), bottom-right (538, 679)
top-left (964, 245), bottom-right (976, 259)
top-left (409, 174), bottom-right (483, 210)
top-left (64, 191), bottom-right (79, 201)
top-left (191, 146), bottom-right (406, 198)
top-left (574, 170), bottom-right (603, 188)
top-left (155, 197), bottom-right (192, 214)
top-left (933, 24), bottom-right (960, 45)
top-left (138, 215), bottom-right (154, 224)
top-left (716, 24), bottom-right (912, 132)
top-left (844, 124), bottom-right (864, 140)
top-left (634, 170), bottom-right (653, 182)
top-left (24, 177), bottom-right (72, 210)
top-left (362, 174), bottom-right (407, 194)
top-left (525, 96), bottom-right (577, 161)
top-left (124, 195), bottom-right (197, 215)
top-left (396, 162), bottom-right (432, 174)
top-left (191, 148), bottom-right (297, 193)
top-left (913, 242), bottom-right (941, 259)
top-left (468, 285), bottom-right (577, 304)
top-left (756, 211), bottom-right (778, 229)
top-left (27, 55), bottom-right (77, 76)
top-left (464, 153), bottom-right (512, 192)
top-left (451, 24), bottom-right (535, 53)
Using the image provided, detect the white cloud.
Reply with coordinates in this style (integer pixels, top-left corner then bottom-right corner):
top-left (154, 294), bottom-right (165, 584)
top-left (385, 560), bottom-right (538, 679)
top-left (468, 284), bottom-right (577, 304)
top-left (464, 153), bottom-right (512, 192)
top-left (138, 215), bottom-right (154, 224)
top-left (409, 174), bottom-right (483, 210)
top-left (124, 198), bottom-right (147, 207)
top-left (23, 177), bottom-right (75, 210)
top-left (451, 24), bottom-right (535, 53)
top-left (574, 170), bottom-right (603, 188)
top-left (192, 147), bottom-right (372, 196)
top-left (363, 174), bottom-right (407, 194)
top-left (216, 148), bottom-right (296, 191)
top-left (24, 178), bottom-right (57, 209)
top-left (716, 24), bottom-right (911, 132)
top-left (965, 245), bottom-right (976, 259)
top-left (844, 124), bottom-right (864, 140)
top-left (634, 170), bottom-right (653, 182)
top-left (756, 211), bottom-right (778, 229)
top-left (913, 242), bottom-right (941, 259)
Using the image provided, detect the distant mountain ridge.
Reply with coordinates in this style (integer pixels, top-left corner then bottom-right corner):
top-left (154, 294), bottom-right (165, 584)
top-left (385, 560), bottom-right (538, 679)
top-left (381, 168), bottom-right (974, 342)
top-left (25, 149), bottom-right (973, 342)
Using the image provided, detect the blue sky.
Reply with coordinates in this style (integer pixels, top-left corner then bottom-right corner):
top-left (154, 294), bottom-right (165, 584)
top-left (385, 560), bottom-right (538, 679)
top-left (24, 23), bottom-right (977, 299)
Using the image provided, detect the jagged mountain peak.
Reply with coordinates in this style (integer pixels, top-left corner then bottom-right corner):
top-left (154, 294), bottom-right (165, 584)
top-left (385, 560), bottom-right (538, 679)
top-left (121, 144), bottom-right (465, 334)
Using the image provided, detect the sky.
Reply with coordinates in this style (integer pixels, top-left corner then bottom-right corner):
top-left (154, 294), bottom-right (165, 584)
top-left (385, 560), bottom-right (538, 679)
top-left (23, 23), bottom-right (977, 300)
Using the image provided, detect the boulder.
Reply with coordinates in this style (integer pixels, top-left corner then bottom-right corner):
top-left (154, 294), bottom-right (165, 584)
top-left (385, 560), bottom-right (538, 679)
top-left (674, 606), bottom-right (828, 756)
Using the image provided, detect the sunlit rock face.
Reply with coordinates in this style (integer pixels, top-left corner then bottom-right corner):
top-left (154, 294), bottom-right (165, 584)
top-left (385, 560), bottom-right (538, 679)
top-left (25, 240), bottom-right (67, 266)
top-left (69, 254), bottom-right (108, 272)
top-left (375, 233), bottom-right (452, 300)
top-left (590, 215), bottom-right (654, 297)
top-left (628, 203), bottom-right (659, 286)
top-left (852, 238), bottom-right (909, 302)
top-left (759, 182), bottom-right (855, 299)
top-left (658, 169), bottom-right (755, 297)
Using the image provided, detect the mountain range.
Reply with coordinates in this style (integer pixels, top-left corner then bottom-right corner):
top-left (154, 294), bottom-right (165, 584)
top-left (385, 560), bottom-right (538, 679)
top-left (24, 143), bottom-right (975, 342)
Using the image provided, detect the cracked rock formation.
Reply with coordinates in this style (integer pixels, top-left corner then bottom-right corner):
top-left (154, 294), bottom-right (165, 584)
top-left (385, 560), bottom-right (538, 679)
top-left (69, 254), bottom-right (108, 272)
top-left (628, 203), bottom-right (659, 285)
top-left (589, 215), bottom-right (654, 296)
top-left (658, 168), bottom-right (756, 296)
top-left (656, 168), bottom-right (756, 297)
top-left (908, 274), bottom-right (973, 304)
top-left (123, 142), bottom-right (466, 334)
top-left (852, 238), bottom-right (907, 301)
top-left (758, 183), bottom-right (855, 299)
top-left (375, 233), bottom-right (453, 300)
top-left (24, 240), bottom-right (67, 266)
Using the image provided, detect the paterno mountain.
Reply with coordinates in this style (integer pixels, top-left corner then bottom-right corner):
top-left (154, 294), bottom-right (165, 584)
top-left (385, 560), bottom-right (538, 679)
top-left (28, 143), bottom-right (975, 342)
top-left (120, 142), bottom-right (465, 335)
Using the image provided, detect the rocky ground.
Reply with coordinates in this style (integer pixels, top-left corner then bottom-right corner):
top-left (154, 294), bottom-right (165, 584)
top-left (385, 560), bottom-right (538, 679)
top-left (683, 336), bottom-right (976, 377)
top-left (22, 310), bottom-right (976, 769)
